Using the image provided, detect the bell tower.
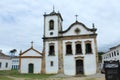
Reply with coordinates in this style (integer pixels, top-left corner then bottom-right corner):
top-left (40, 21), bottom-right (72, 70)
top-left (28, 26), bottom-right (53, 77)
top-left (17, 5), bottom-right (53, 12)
top-left (43, 9), bottom-right (63, 38)
top-left (43, 9), bottom-right (64, 74)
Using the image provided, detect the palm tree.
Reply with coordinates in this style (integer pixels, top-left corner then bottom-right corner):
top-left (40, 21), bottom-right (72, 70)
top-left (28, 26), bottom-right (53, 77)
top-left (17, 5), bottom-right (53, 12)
top-left (9, 49), bottom-right (17, 57)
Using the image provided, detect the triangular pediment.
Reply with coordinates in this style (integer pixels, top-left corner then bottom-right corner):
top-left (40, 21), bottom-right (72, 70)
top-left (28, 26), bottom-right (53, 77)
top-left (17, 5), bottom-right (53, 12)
top-left (20, 47), bottom-right (42, 57)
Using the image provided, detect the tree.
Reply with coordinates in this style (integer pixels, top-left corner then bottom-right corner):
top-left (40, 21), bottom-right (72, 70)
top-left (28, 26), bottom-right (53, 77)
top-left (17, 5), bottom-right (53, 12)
top-left (9, 49), bottom-right (17, 57)
top-left (98, 52), bottom-right (105, 62)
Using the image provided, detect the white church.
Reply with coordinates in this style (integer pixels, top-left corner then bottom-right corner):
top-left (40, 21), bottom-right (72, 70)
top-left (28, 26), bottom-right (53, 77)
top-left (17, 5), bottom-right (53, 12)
top-left (19, 9), bottom-right (98, 76)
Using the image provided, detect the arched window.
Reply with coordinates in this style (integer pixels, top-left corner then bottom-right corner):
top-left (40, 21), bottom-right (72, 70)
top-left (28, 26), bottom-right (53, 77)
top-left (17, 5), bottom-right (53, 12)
top-left (76, 44), bottom-right (82, 54)
top-left (49, 20), bottom-right (54, 30)
top-left (85, 43), bottom-right (92, 53)
top-left (49, 44), bottom-right (55, 56)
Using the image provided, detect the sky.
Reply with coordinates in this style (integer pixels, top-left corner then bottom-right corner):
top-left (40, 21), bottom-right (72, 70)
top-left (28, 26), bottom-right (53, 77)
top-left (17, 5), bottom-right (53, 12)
top-left (0, 0), bottom-right (120, 55)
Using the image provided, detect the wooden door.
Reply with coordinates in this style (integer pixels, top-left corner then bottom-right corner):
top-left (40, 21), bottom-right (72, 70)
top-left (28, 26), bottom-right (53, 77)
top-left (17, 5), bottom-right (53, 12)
top-left (76, 60), bottom-right (84, 75)
top-left (28, 63), bottom-right (34, 73)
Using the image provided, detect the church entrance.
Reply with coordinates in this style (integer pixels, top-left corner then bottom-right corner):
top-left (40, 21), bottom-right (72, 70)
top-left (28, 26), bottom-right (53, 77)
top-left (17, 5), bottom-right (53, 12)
top-left (76, 60), bottom-right (84, 75)
top-left (28, 63), bottom-right (34, 73)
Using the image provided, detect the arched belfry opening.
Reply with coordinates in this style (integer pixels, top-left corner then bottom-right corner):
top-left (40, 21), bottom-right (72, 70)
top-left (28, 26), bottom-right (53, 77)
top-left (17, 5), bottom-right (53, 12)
top-left (49, 20), bottom-right (54, 30)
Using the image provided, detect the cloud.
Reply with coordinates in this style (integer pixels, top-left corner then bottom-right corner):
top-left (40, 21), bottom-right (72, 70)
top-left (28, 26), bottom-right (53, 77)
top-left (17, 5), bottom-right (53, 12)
top-left (0, 0), bottom-right (120, 53)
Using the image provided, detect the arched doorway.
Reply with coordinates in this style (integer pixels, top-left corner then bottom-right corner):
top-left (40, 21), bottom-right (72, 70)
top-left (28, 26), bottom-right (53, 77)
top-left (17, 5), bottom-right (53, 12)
top-left (76, 60), bottom-right (84, 75)
top-left (28, 63), bottom-right (34, 73)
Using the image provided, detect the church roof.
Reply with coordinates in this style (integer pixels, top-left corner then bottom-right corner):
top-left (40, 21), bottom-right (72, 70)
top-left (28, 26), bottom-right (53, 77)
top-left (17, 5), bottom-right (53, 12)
top-left (0, 52), bottom-right (11, 59)
top-left (109, 44), bottom-right (120, 50)
top-left (44, 11), bottom-right (63, 21)
top-left (11, 56), bottom-right (19, 58)
top-left (19, 47), bottom-right (42, 56)
top-left (59, 21), bottom-right (97, 34)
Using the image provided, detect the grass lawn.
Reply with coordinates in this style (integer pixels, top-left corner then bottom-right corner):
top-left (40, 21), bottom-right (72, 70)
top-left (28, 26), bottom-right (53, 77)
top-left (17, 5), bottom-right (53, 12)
top-left (13, 74), bottom-right (54, 79)
top-left (0, 70), bottom-right (54, 79)
top-left (0, 70), bottom-right (103, 80)
top-left (0, 76), bottom-right (13, 80)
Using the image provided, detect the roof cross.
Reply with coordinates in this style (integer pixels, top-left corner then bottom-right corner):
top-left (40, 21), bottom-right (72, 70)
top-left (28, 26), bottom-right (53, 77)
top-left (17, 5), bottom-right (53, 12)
top-left (31, 41), bottom-right (34, 48)
top-left (53, 5), bottom-right (55, 12)
top-left (75, 14), bottom-right (78, 21)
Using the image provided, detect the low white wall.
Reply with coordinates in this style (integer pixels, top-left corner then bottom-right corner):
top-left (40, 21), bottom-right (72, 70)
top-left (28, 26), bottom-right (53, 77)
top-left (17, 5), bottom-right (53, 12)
top-left (0, 59), bottom-right (12, 70)
top-left (20, 58), bottom-right (42, 73)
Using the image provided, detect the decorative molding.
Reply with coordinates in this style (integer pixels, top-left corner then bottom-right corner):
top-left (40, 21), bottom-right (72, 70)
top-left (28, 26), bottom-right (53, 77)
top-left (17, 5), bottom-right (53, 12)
top-left (44, 11), bottom-right (63, 21)
top-left (65, 41), bottom-right (72, 45)
top-left (59, 21), bottom-right (97, 34)
top-left (75, 56), bottom-right (84, 60)
top-left (75, 28), bottom-right (80, 34)
top-left (19, 47), bottom-right (42, 56)
top-left (84, 40), bottom-right (92, 43)
top-left (43, 34), bottom-right (97, 40)
top-left (19, 56), bottom-right (43, 58)
top-left (75, 41), bottom-right (82, 44)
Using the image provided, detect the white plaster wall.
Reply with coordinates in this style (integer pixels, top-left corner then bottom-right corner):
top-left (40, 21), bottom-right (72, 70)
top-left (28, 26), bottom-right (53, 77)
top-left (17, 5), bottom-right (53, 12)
top-left (45, 41), bottom-right (58, 74)
top-left (63, 56), bottom-right (75, 75)
top-left (12, 58), bottom-right (19, 69)
top-left (22, 50), bottom-right (42, 56)
top-left (63, 38), bottom-right (97, 75)
top-left (63, 24), bottom-right (93, 36)
top-left (12, 58), bottom-right (19, 66)
top-left (0, 59), bottom-right (12, 70)
top-left (84, 55), bottom-right (96, 75)
top-left (58, 17), bottom-right (62, 32)
top-left (102, 46), bottom-right (120, 67)
top-left (21, 58), bottom-right (42, 73)
top-left (45, 16), bottom-right (59, 37)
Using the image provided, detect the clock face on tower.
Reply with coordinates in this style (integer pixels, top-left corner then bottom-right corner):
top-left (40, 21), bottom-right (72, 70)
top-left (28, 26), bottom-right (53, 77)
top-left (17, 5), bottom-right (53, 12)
top-left (74, 28), bottom-right (80, 34)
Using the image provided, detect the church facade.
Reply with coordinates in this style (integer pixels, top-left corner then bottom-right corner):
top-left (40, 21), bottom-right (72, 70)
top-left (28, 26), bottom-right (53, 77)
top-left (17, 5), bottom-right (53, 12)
top-left (19, 46), bottom-right (44, 74)
top-left (43, 10), bottom-right (98, 75)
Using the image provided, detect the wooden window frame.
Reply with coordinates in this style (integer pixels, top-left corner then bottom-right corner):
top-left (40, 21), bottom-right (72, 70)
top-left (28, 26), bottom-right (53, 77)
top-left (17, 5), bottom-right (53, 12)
top-left (48, 43), bottom-right (55, 56)
top-left (75, 41), bottom-right (82, 55)
top-left (66, 42), bottom-right (72, 55)
top-left (85, 41), bottom-right (92, 54)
